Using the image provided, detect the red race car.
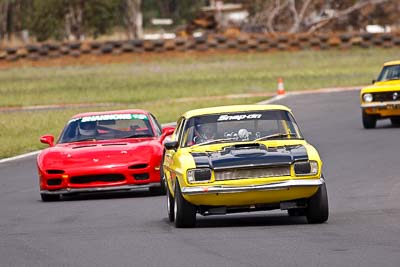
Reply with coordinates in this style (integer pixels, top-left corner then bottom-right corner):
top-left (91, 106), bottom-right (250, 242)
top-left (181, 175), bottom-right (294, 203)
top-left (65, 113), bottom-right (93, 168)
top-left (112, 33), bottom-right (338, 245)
top-left (37, 109), bottom-right (174, 201)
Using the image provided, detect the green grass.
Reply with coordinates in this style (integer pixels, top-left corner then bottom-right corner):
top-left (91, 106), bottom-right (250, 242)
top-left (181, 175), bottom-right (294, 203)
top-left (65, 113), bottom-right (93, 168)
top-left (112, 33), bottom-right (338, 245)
top-left (0, 97), bottom-right (267, 159)
top-left (1, 48), bottom-right (396, 108)
top-left (1, 47), bottom-right (399, 158)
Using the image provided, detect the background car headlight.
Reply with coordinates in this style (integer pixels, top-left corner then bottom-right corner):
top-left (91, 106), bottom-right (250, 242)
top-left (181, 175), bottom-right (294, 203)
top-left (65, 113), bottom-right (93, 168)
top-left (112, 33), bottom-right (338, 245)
top-left (363, 93), bottom-right (373, 102)
top-left (294, 161), bottom-right (318, 176)
top-left (187, 168), bottom-right (212, 183)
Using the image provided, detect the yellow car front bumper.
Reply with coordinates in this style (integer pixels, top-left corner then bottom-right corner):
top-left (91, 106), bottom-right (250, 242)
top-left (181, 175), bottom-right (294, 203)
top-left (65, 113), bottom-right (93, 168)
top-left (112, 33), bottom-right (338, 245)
top-left (361, 101), bottom-right (400, 117)
top-left (182, 178), bottom-right (323, 206)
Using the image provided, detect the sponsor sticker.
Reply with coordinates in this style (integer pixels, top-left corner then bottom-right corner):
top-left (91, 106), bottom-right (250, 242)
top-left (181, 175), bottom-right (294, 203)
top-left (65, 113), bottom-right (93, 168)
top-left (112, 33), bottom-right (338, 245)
top-left (217, 114), bottom-right (262, 121)
top-left (80, 114), bottom-right (147, 122)
top-left (68, 118), bottom-right (80, 123)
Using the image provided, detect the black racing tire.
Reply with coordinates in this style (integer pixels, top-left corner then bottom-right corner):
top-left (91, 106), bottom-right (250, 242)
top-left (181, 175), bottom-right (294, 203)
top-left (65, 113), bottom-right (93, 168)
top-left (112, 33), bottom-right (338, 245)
top-left (287, 208), bottom-right (305, 217)
top-left (159, 165), bottom-right (166, 194)
top-left (41, 193), bottom-right (60, 202)
top-left (166, 184), bottom-right (174, 222)
top-left (149, 165), bottom-right (167, 195)
top-left (390, 117), bottom-right (400, 126)
top-left (149, 186), bottom-right (164, 195)
top-left (306, 183), bottom-right (329, 224)
top-left (362, 111), bottom-right (377, 129)
top-left (174, 182), bottom-right (196, 228)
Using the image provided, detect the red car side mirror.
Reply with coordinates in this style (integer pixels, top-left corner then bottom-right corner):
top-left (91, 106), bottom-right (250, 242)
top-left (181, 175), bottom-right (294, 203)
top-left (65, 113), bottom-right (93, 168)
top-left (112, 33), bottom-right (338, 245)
top-left (160, 127), bottom-right (175, 143)
top-left (40, 135), bottom-right (55, 147)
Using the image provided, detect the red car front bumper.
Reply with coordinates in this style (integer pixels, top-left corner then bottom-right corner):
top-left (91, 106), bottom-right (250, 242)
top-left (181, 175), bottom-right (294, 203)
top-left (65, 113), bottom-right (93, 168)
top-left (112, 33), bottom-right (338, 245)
top-left (39, 163), bottom-right (161, 195)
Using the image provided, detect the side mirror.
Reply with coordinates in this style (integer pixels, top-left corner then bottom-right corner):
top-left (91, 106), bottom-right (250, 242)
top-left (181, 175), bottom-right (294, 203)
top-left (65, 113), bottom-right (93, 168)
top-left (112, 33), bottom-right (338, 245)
top-left (40, 135), bottom-right (55, 147)
top-left (160, 126), bottom-right (175, 143)
top-left (372, 79), bottom-right (376, 84)
top-left (164, 140), bottom-right (178, 151)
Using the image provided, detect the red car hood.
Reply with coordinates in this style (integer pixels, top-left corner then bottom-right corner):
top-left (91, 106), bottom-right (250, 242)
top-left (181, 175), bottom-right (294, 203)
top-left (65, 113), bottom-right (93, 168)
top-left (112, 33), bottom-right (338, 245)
top-left (39, 138), bottom-right (161, 169)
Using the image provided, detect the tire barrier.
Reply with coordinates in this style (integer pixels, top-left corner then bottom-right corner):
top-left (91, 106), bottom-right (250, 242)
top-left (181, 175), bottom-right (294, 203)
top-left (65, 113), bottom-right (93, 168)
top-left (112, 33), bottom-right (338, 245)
top-left (59, 46), bottom-right (69, 55)
top-left (1, 32), bottom-right (400, 64)
top-left (256, 36), bottom-right (269, 51)
top-left (101, 43), bottom-right (114, 54)
top-left (207, 39), bottom-right (218, 49)
top-left (70, 50), bottom-right (81, 58)
top-left (226, 39), bottom-right (238, 49)
top-left (17, 48), bottom-right (28, 58)
top-left (174, 38), bottom-right (186, 52)
top-left (38, 46), bottom-right (49, 56)
top-left (80, 43), bottom-right (91, 54)
top-left (121, 42), bottom-right (134, 52)
top-left (152, 39), bottom-right (165, 53)
top-left (310, 38), bottom-right (321, 49)
top-left (6, 47), bottom-right (17, 55)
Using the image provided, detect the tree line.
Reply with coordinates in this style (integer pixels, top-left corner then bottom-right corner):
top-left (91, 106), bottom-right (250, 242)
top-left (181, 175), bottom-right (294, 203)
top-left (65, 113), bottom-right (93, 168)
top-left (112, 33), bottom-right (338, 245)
top-left (0, 0), bottom-right (206, 42)
top-left (248, 0), bottom-right (398, 34)
top-left (0, 0), bottom-right (398, 43)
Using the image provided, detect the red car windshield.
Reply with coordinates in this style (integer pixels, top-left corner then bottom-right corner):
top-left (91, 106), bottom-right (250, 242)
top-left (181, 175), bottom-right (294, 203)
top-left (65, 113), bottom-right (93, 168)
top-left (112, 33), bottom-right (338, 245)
top-left (58, 113), bottom-right (155, 143)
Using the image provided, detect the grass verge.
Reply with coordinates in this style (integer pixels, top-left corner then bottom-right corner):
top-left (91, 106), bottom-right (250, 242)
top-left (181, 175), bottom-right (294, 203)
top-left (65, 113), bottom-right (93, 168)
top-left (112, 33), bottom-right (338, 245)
top-left (1, 47), bottom-right (398, 159)
top-left (0, 97), bottom-right (267, 159)
top-left (1, 48), bottom-right (397, 108)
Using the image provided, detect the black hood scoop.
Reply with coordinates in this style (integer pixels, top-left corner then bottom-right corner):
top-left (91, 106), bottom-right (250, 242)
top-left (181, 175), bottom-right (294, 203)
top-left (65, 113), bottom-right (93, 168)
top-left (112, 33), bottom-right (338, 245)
top-left (191, 144), bottom-right (308, 170)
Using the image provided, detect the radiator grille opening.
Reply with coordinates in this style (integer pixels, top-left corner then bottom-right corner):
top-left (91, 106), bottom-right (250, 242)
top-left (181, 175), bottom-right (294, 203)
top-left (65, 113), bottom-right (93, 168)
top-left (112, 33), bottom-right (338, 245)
top-left (129, 164), bottom-right (148, 169)
top-left (47, 178), bottom-right (62, 186)
top-left (46, 169), bottom-right (65, 174)
top-left (133, 173), bottom-right (149, 180)
top-left (70, 174), bottom-right (125, 184)
top-left (215, 166), bottom-right (290, 181)
top-left (373, 92), bottom-right (399, 102)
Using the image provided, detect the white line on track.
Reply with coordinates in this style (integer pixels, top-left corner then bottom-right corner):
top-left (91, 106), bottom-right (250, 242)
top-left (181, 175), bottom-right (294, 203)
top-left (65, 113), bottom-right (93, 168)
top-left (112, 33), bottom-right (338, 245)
top-left (0, 85), bottom-right (361, 164)
top-left (0, 150), bottom-right (41, 164)
top-left (257, 94), bottom-right (287, 104)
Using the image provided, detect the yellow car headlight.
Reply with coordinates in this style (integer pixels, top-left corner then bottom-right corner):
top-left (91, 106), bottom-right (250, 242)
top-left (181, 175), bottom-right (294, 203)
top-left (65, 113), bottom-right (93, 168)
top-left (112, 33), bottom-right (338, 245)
top-left (363, 93), bottom-right (373, 102)
top-left (187, 168), bottom-right (212, 183)
top-left (294, 161), bottom-right (318, 176)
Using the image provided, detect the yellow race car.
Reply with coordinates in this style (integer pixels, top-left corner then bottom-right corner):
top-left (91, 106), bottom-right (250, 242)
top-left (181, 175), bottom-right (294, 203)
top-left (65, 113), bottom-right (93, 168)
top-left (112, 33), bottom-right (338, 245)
top-left (163, 105), bottom-right (328, 228)
top-left (360, 60), bottom-right (400, 128)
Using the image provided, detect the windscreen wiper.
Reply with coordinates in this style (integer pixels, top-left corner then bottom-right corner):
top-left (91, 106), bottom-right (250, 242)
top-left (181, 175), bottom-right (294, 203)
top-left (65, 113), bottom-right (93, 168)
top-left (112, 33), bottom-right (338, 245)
top-left (122, 134), bottom-right (153, 139)
top-left (191, 137), bottom-right (237, 147)
top-left (384, 77), bottom-right (400, 81)
top-left (255, 133), bottom-right (298, 141)
top-left (74, 137), bottom-right (97, 142)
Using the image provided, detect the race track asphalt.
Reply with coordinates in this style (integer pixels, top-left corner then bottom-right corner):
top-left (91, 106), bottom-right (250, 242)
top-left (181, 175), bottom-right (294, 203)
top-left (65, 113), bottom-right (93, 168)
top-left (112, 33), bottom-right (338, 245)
top-left (1, 90), bottom-right (399, 267)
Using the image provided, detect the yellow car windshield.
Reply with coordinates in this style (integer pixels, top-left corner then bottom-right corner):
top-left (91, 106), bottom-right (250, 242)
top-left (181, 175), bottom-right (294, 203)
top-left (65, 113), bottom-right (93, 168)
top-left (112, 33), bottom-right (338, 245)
top-left (182, 110), bottom-right (303, 147)
top-left (377, 64), bottom-right (400, 82)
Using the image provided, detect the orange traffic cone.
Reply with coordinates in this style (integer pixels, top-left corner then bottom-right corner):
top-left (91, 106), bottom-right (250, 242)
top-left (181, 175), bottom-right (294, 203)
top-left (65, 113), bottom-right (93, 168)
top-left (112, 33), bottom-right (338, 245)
top-left (277, 77), bottom-right (285, 95)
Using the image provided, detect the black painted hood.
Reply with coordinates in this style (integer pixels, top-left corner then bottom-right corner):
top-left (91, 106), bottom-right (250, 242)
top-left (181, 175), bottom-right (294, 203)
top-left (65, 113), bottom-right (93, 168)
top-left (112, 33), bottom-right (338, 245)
top-left (190, 143), bottom-right (308, 170)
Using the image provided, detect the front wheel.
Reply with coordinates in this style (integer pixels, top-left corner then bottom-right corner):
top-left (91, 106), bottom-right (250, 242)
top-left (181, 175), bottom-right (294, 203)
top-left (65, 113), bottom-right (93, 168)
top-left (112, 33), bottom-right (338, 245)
top-left (390, 117), bottom-right (400, 126)
top-left (288, 209), bottom-right (305, 217)
top-left (149, 166), bottom-right (167, 195)
top-left (362, 111), bottom-right (377, 129)
top-left (149, 185), bottom-right (165, 195)
top-left (41, 193), bottom-right (60, 202)
top-left (306, 183), bottom-right (329, 224)
top-left (174, 182), bottom-right (196, 228)
top-left (159, 165), bottom-right (166, 194)
top-left (166, 184), bottom-right (174, 222)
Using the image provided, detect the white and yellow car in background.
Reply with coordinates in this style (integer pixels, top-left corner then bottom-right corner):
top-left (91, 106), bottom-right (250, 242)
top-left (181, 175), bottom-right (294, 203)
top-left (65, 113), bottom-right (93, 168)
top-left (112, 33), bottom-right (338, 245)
top-left (360, 60), bottom-right (400, 128)
top-left (163, 105), bottom-right (328, 228)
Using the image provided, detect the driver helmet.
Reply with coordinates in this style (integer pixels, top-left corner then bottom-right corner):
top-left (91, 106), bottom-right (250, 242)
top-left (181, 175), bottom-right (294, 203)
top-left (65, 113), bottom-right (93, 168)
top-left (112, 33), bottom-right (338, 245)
top-left (196, 123), bottom-right (216, 140)
top-left (78, 121), bottom-right (97, 136)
